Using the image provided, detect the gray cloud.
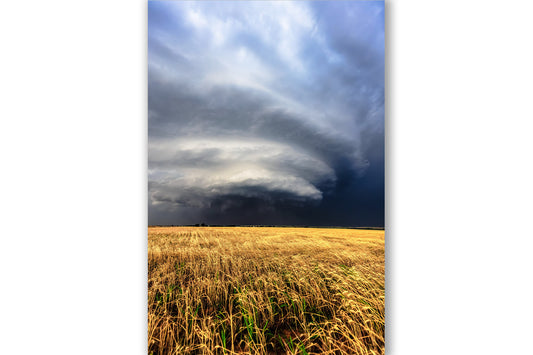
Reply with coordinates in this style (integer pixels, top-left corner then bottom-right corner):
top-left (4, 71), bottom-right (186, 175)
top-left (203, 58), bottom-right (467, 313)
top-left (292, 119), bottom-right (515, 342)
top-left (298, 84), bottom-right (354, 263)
top-left (148, 1), bottom-right (384, 226)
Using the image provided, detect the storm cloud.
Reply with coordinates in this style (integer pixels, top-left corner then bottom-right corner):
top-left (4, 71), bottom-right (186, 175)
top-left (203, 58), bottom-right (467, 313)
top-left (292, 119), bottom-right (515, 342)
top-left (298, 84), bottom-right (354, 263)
top-left (148, 1), bottom-right (384, 226)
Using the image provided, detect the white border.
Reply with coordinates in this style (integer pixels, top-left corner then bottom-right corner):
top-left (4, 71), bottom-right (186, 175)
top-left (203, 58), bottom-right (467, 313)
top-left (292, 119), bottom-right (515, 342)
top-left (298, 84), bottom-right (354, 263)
top-left (1, 1), bottom-right (532, 354)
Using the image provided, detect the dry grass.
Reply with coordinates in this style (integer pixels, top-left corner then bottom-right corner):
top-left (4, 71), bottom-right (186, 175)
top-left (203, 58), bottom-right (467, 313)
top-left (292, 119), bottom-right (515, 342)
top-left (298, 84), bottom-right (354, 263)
top-left (148, 227), bottom-right (384, 355)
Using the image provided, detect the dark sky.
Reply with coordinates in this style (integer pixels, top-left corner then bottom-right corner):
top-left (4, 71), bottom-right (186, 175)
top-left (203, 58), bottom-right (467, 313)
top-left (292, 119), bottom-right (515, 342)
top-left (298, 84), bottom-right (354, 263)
top-left (148, 1), bottom-right (384, 227)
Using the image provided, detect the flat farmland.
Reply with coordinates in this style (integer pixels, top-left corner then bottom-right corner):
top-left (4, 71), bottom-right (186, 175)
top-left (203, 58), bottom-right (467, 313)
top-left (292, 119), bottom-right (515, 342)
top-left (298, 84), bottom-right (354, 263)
top-left (148, 227), bottom-right (385, 355)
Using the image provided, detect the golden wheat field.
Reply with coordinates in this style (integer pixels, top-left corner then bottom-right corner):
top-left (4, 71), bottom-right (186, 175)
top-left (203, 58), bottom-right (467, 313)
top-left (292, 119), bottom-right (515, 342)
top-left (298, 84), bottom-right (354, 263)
top-left (148, 227), bottom-right (385, 355)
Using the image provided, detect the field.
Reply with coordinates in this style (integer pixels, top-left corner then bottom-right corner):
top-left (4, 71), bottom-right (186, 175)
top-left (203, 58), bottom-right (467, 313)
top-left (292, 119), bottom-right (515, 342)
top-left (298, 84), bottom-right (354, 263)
top-left (148, 227), bottom-right (385, 355)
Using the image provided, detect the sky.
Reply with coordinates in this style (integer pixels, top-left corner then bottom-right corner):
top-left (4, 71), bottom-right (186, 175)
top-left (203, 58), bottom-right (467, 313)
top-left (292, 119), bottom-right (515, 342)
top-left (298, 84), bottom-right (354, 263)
top-left (148, 1), bottom-right (384, 227)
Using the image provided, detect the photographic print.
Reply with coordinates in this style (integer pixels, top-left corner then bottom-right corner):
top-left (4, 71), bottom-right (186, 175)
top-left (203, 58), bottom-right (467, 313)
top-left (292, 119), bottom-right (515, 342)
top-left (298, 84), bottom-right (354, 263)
top-left (148, 1), bottom-right (384, 354)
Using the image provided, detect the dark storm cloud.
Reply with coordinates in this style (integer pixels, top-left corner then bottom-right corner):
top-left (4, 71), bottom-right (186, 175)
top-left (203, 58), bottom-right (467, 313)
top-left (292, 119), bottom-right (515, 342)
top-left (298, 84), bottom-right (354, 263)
top-left (148, 1), bottom-right (384, 226)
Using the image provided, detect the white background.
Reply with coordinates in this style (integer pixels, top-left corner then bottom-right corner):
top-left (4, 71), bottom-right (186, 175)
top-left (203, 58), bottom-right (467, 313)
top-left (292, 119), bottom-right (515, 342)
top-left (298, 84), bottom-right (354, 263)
top-left (1, 0), bottom-right (532, 354)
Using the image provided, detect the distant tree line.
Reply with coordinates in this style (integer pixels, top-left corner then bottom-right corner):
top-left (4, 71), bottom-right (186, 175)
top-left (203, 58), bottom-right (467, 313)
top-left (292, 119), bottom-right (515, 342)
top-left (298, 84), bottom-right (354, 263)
top-left (148, 224), bottom-right (384, 230)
